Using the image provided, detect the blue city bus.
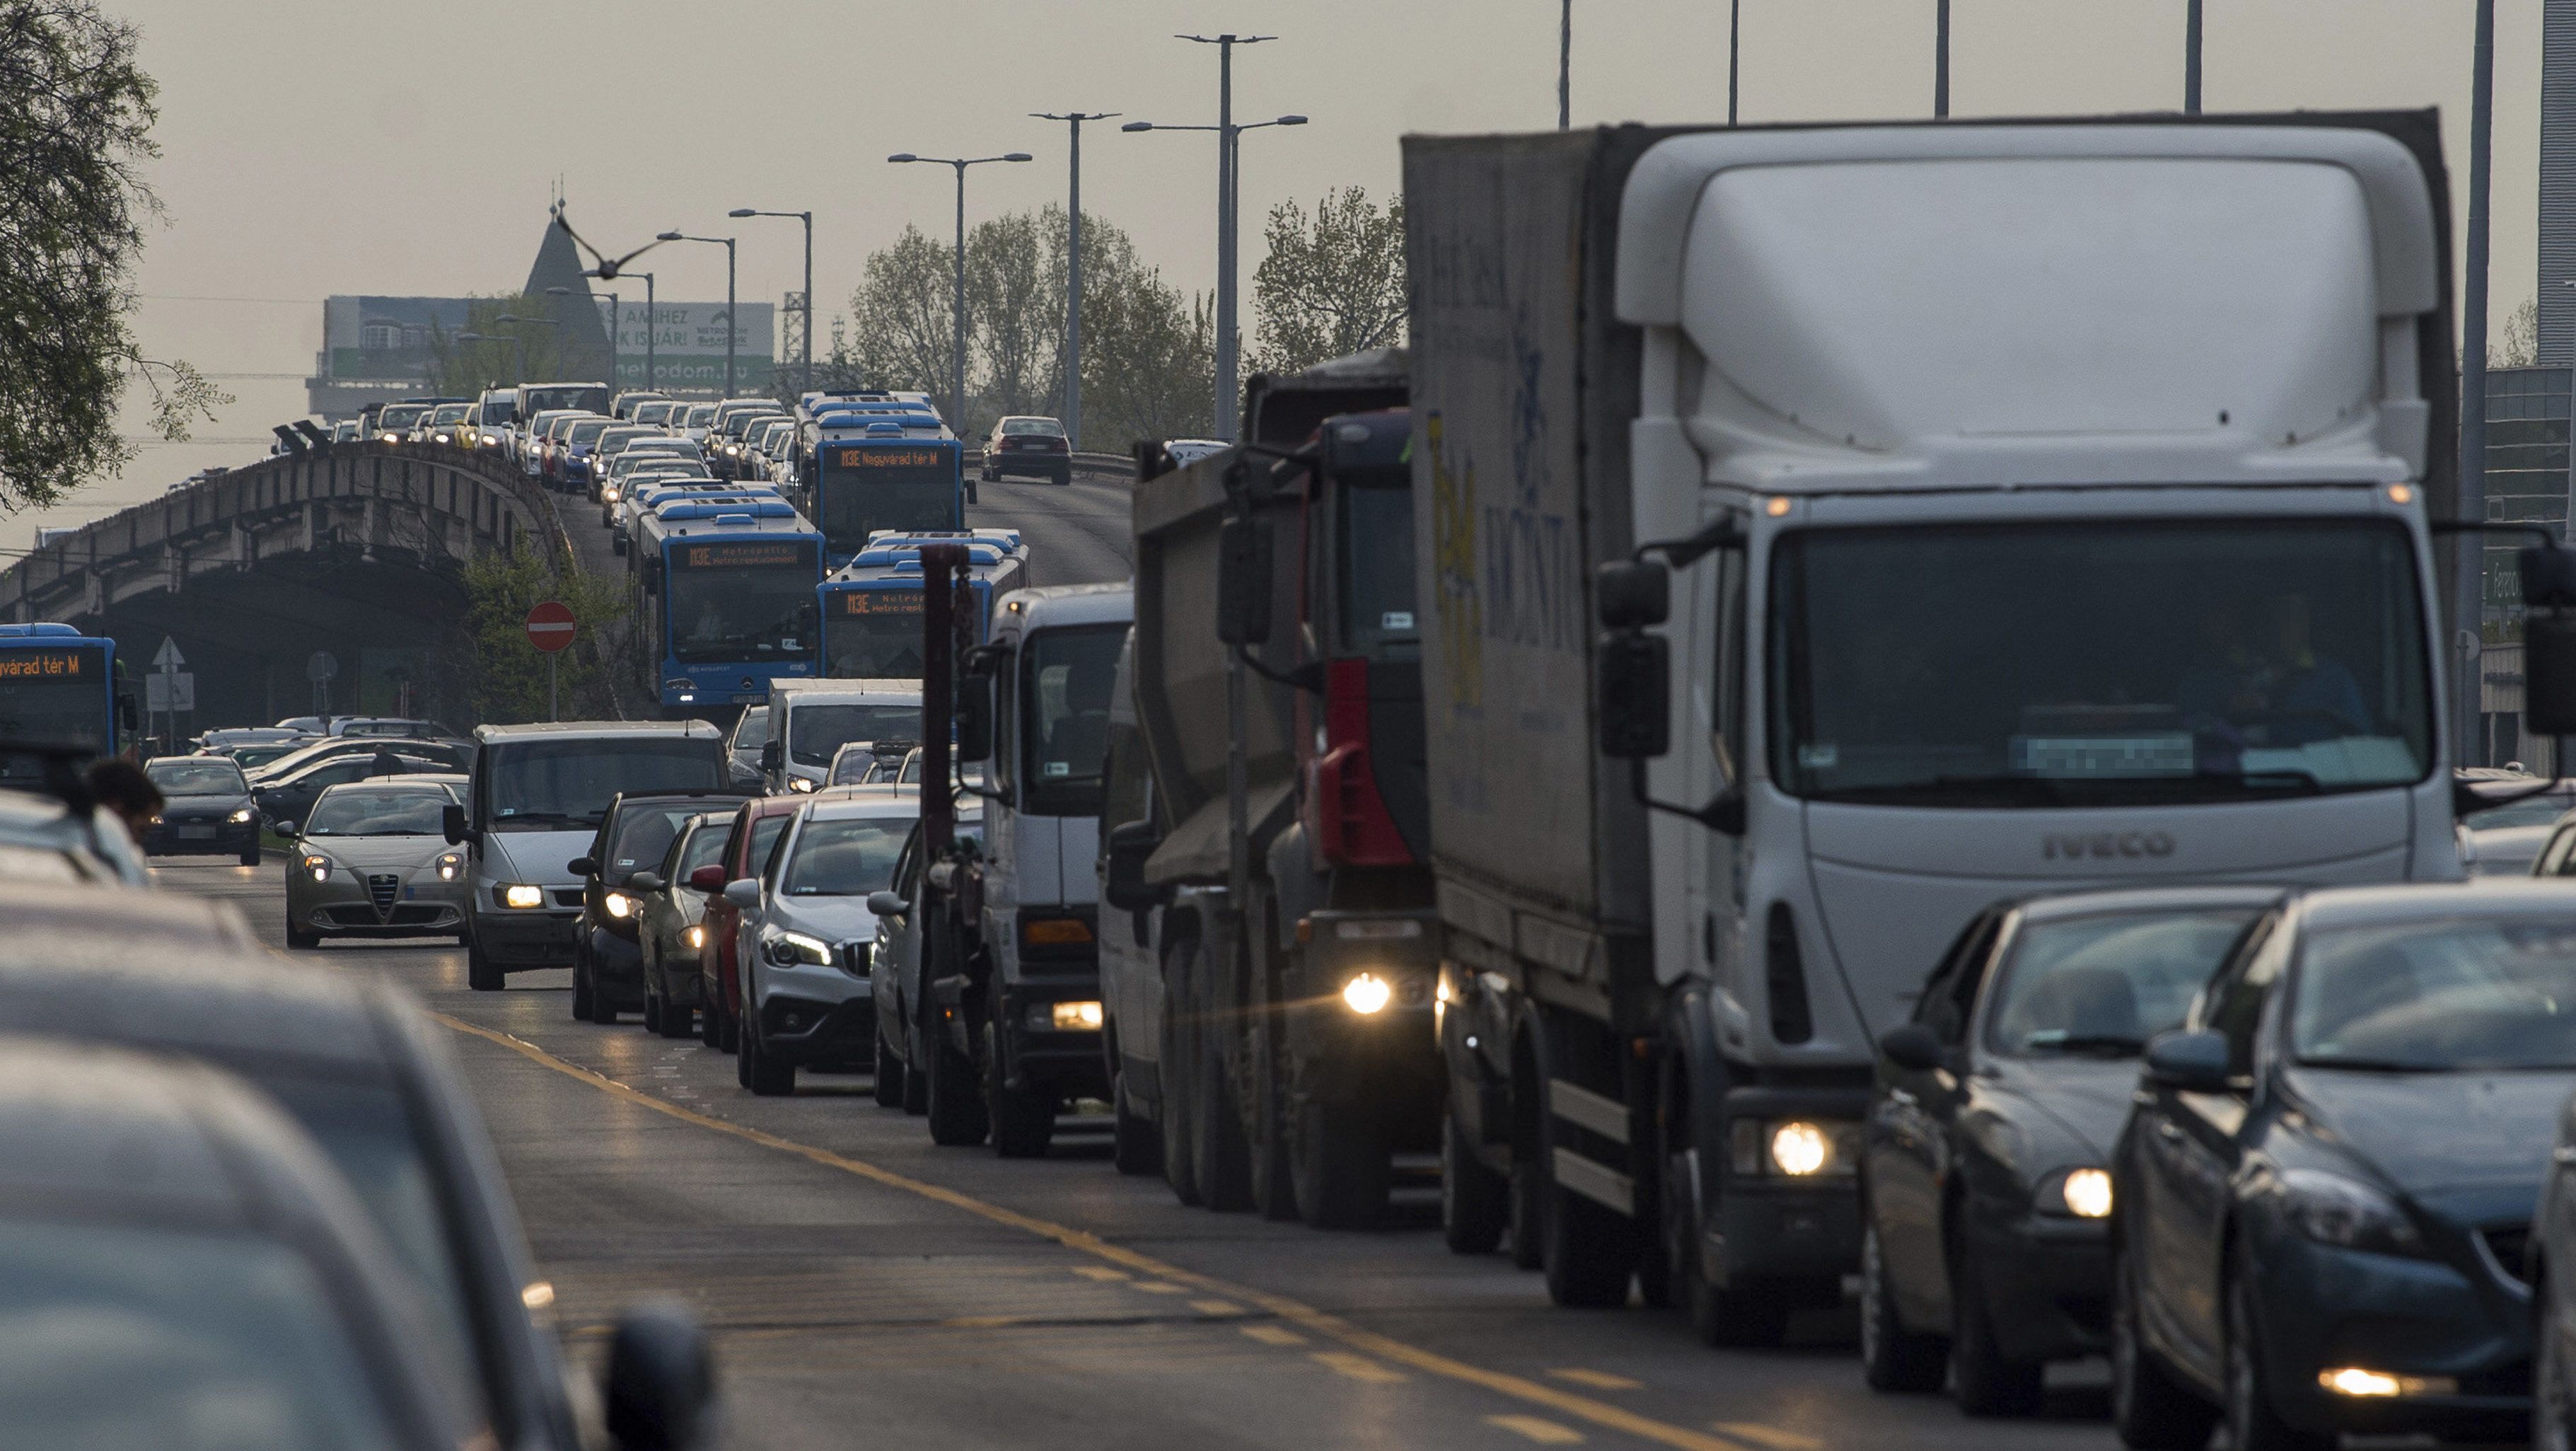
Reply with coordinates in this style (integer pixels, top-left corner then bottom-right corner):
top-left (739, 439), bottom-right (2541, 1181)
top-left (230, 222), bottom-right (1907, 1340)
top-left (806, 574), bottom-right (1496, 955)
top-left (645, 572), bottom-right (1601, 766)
top-left (795, 401), bottom-right (961, 567)
top-left (636, 499), bottom-right (825, 713)
top-left (0, 623), bottom-right (128, 777)
top-left (816, 530), bottom-right (1028, 679)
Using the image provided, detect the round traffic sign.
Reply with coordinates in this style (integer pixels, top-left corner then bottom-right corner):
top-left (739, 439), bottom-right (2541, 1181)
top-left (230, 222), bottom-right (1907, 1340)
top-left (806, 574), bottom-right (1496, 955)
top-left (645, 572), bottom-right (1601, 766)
top-left (524, 600), bottom-right (577, 654)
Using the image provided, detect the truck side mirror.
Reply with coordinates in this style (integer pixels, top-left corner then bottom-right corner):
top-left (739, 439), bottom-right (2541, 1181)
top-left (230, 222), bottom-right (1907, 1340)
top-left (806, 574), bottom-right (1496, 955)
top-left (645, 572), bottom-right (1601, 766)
top-left (644, 557), bottom-right (663, 596)
top-left (955, 670), bottom-right (994, 762)
top-left (1103, 819), bottom-right (1161, 911)
top-left (760, 740), bottom-right (782, 773)
top-left (1596, 630), bottom-right (1671, 759)
top-left (1217, 516), bottom-right (1273, 647)
top-left (1596, 560), bottom-right (1670, 629)
top-left (2529, 613), bottom-right (2576, 737)
top-left (117, 693), bottom-right (139, 732)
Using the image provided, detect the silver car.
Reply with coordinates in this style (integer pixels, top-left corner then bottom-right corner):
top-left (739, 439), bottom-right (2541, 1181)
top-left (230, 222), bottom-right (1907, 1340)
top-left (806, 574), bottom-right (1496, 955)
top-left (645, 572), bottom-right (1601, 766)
top-left (726, 789), bottom-right (916, 1095)
top-left (284, 777), bottom-right (468, 950)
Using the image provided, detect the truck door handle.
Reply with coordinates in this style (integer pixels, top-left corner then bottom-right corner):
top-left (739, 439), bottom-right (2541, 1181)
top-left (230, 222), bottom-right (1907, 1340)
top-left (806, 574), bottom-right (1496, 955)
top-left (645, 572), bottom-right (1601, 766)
top-left (2555, 1145), bottom-right (2576, 1166)
top-left (1886, 1088), bottom-right (1916, 1108)
top-left (2155, 1120), bottom-right (2185, 1143)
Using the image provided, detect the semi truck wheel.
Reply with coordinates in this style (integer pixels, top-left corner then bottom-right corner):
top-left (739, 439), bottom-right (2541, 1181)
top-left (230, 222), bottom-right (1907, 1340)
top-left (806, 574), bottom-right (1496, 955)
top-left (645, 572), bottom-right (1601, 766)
top-left (1111, 1068), bottom-right (1162, 1175)
top-left (1193, 993), bottom-right (1254, 1211)
top-left (1159, 973), bottom-right (1202, 1206)
top-left (924, 1016), bottom-right (989, 1147)
top-left (1292, 1095), bottom-right (1391, 1229)
top-left (1441, 1113), bottom-right (1508, 1254)
top-left (986, 1023), bottom-right (1055, 1158)
top-left (1246, 983), bottom-right (1296, 1220)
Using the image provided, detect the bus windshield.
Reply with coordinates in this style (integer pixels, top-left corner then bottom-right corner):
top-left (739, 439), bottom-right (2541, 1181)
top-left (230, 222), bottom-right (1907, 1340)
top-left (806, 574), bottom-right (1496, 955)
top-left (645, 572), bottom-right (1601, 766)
top-left (0, 645), bottom-right (110, 755)
top-left (666, 540), bottom-right (819, 665)
top-left (816, 446), bottom-right (956, 556)
top-left (824, 589), bottom-right (927, 678)
top-left (1770, 519), bottom-right (2433, 808)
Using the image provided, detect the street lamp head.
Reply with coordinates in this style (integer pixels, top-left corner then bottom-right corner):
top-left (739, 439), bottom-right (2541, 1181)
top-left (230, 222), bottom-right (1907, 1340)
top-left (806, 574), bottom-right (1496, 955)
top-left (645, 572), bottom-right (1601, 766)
top-left (655, 230), bottom-right (683, 241)
top-left (545, 286), bottom-right (570, 296)
top-left (1277, 115), bottom-right (1309, 126)
top-left (727, 208), bottom-right (757, 218)
top-left (1120, 121), bottom-right (1153, 132)
top-left (1003, 152), bottom-right (1033, 163)
top-left (496, 315), bottom-right (529, 325)
top-left (888, 153), bottom-right (917, 163)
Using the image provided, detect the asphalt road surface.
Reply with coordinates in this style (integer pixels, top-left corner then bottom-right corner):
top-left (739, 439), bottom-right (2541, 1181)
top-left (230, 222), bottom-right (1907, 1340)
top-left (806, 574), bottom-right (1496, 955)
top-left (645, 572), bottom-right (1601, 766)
top-left (165, 469), bottom-right (2133, 1449)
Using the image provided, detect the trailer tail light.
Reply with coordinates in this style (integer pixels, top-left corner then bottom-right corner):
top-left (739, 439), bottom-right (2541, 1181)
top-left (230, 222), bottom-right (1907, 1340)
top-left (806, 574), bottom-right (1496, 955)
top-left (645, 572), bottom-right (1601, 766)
top-left (1307, 658), bottom-right (1412, 868)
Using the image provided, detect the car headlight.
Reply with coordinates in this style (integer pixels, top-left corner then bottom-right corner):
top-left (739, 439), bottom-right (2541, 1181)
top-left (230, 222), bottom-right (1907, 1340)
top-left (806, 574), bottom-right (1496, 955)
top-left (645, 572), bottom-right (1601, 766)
top-left (764, 930), bottom-right (832, 966)
top-left (601, 485), bottom-right (620, 501)
top-left (434, 432), bottom-right (451, 444)
top-left (1730, 1118), bottom-right (1860, 1179)
top-left (227, 807), bottom-right (255, 823)
top-left (787, 777), bottom-right (816, 793)
top-left (2038, 1166), bottom-right (2116, 1220)
top-left (684, 924), bottom-right (704, 949)
top-left (2274, 1168), bottom-right (2423, 1256)
top-left (380, 431), bottom-right (398, 441)
top-left (501, 884), bottom-right (545, 909)
top-left (300, 854), bottom-right (330, 883)
top-left (434, 851), bottom-right (463, 881)
top-left (603, 891), bottom-right (635, 919)
top-left (1341, 972), bottom-right (1392, 1014)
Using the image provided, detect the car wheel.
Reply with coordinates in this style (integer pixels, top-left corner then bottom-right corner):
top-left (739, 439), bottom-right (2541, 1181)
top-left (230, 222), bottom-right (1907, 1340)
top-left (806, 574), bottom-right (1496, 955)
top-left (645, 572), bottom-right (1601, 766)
top-left (239, 845), bottom-right (261, 867)
top-left (744, 1012), bottom-right (796, 1097)
top-left (735, 1014), bottom-right (756, 1089)
top-left (586, 963), bottom-right (620, 1025)
top-left (467, 937), bottom-right (503, 991)
top-left (570, 955), bottom-right (595, 1021)
top-left (1441, 1111), bottom-right (1508, 1254)
top-left (1951, 1231), bottom-right (2043, 1415)
top-left (985, 1022), bottom-right (1054, 1159)
top-left (285, 917), bottom-right (321, 951)
top-left (1860, 1220), bottom-right (1949, 1392)
top-left (2109, 1243), bottom-right (2219, 1450)
top-left (872, 1021), bottom-right (907, 1108)
top-left (1110, 1061), bottom-right (1161, 1176)
top-left (2540, 1273), bottom-right (2575, 1451)
top-left (924, 1012), bottom-right (987, 1146)
top-left (2224, 1254), bottom-right (2332, 1451)
top-left (900, 1022), bottom-right (929, 1115)
top-left (642, 987), bottom-right (663, 1034)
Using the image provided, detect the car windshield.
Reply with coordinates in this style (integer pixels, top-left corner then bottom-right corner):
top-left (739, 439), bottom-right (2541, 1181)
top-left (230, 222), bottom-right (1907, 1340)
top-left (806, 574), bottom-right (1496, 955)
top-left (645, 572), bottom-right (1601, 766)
top-left (303, 787), bottom-right (451, 836)
top-left (1021, 624), bottom-right (1124, 815)
top-left (431, 405), bottom-right (467, 424)
top-left (1770, 520), bottom-right (2432, 807)
top-left (784, 817), bottom-right (908, 896)
top-left (479, 396), bottom-right (516, 424)
top-left (634, 402), bottom-right (673, 424)
top-left (2292, 915), bottom-right (2576, 1072)
top-left (671, 821), bottom-right (729, 880)
top-left (0, 1218), bottom-right (405, 1451)
top-left (1001, 418), bottom-right (1062, 436)
top-left (828, 747), bottom-right (893, 785)
top-left (145, 759), bottom-right (247, 796)
top-left (731, 707), bottom-right (770, 755)
top-left (1984, 907), bottom-right (2262, 1057)
top-left (683, 405), bottom-right (716, 427)
top-left (378, 405), bottom-right (424, 429)
top-left (568, 420), bottom-right (608, 446)
top-left (482, 737), bottom-right (722, 831)
top-left (605, 804), bottom-right (717, 881)
top-left (789, 703), bottom-right (920, 767)
top-left (2466, 793), bottom-right (2575, 831)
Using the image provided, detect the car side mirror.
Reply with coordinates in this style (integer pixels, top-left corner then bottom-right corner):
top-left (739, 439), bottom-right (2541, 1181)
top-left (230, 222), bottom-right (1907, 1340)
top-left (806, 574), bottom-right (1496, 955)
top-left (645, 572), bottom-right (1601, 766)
top-left (1103, 819), bottom-right (1161, 911)
top-left (866, 889), bottom-right (906, 917)
top-left (1596, 629), bottom-right (1670, 760)
top-left (687, 865), bottom-right (728, 893)
top-left (630, 872), bottom-right (665, 894)
top-left (602, 1300), bottom-right (714, 1451)
top-left (722, 879), bottom-right (760, 909)
top-left (2142, 1029), bottom-right (2233, 1093)
top-left (277, 821), bottom-right (298, 838)
top-left (1216, 514), bottom-right (1273, 647)
top-left (1878, 1022), bottom-right (1944, 1075)
top-left (441, 802), bottom-right (472, 845)
top-left (567, 856), bottom-right (598, 877)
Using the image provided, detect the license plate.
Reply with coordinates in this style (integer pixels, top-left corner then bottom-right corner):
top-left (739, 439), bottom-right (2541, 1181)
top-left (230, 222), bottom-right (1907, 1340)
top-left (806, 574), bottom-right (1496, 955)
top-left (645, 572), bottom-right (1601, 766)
top-left (176, 825), bottom-right (214, 840)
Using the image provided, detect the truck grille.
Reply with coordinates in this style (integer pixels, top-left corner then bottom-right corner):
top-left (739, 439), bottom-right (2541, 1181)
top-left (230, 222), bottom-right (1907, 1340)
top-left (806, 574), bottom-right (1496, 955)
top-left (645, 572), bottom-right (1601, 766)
top-left (367, 874), bottom-right (399, 916)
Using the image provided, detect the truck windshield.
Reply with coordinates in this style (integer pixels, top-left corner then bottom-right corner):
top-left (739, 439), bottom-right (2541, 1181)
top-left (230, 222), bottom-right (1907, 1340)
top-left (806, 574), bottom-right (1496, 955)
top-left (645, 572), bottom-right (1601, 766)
top-left (0, 645), bottom-right (109, 756)
top-left (482, 738), bottom-right (724, 830)
top-left (1021, 623), bottom-right (1125, 816)
top-left (666, 540), bottom-right (819, 665)
top-left (524, 386), bottom-right (610, 415)
top-left (817, 447), bottom-right (956, 555)
top-left (1338, 478), bottom-right (1417, 652)
top-left (1769, 519), bottom-right (2431, 807)
top-left (824, 589), bottom-right (926, 677)
top-left (790, 703), bottom-right (922, 767)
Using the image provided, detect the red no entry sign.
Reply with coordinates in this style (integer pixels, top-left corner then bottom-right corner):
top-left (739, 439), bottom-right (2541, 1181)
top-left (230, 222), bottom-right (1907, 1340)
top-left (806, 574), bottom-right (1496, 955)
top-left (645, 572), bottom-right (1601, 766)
top-left (524, 600), bottom-right (577, 654)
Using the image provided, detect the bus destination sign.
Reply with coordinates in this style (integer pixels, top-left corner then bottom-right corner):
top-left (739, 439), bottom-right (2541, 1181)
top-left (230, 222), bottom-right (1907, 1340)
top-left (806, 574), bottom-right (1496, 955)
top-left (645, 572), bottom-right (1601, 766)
top-left (832, 447), bottom-right (944, 470)
top-left (0, 649), bottom-right (95, 681)
top-left (680, 542), bottom-right (811, 570)
top-left (837, 589), bottom-right (924, 617)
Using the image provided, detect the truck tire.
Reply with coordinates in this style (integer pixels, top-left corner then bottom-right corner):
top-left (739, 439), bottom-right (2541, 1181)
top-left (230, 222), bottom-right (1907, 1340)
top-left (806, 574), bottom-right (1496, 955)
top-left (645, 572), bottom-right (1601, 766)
top-left (1292, 1094), bottom-right (1391, 1228)
top-left (1112, 1068), bottom-right (1162, 1175)
top-left (1534, 1063), bottom-right (1636, 1307)
top-left (1192, 971), bottom-right (1254, 1211)
top-left (986, 1022), bottom-right (1055, 1158)
top-left (1246, 976), bottom-right (1296, 1220)
top-left (466, 937), bottom-right (502, 992)
top-left (924, 1014), bottom-right (989, 1147)
top-left (1442, 1113), bottom-right (1509, 1254)
top-left (1159, 974), bottom-right (1202, 1206)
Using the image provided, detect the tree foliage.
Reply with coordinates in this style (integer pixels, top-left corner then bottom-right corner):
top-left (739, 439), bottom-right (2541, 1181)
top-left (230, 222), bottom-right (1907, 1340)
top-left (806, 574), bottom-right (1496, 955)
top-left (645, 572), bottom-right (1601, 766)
top-left (453, 547), bottom-right (624, 726)
top-left (1250, 186), bottom-right (1407, 377)
top-left (2494, 296), bottom-right (2540, 371)
top-left (427, 293), bottom-right (591, 397)
top-left (821, 206), bottom-right (1212, 449)
top-left (0, 1), bottom-right (224, 511)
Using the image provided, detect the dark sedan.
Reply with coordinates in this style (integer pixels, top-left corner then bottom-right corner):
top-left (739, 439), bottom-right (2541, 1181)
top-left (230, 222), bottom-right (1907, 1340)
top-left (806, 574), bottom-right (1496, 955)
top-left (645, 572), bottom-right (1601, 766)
top-left (569, 788), bottom-right (751, 1024)
top-left (141, 754), bottom-right (262, 864)
top-left (1862, 885), bottom-right (2278, 1416)
top-left (255, 748), bottom-right (455, 835)
top-left (2111, 882), bottom-right (2576, 1451)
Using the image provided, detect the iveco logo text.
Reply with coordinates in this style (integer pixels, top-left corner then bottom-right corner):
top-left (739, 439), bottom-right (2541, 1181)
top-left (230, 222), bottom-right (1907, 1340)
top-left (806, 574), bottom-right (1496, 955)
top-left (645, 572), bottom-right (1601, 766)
top-left (2043, 832), bottom-right (2176, 860)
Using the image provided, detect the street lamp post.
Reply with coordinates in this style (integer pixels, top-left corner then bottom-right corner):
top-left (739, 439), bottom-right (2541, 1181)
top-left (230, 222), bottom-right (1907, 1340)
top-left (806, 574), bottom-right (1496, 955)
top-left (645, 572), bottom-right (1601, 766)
top-left (730, 207), bottom-right (814, 396)
top-left (630, 271), bottom-right (656, 394)
top-left (1934, 0), bottom-right (1951, 118)
top-left (888, 151), bottom-right (1033, 436)
top-left (658, 231), bottom-right (738, 395)
top-left (1033, 112), bottom-right (1118, 448)
top-left (1124, 99), bottom-right (1305, 440)
top-left (2184, 0), bottom-right (2203, 113)
top-left (1559, 0), bottom-right (1571, 130)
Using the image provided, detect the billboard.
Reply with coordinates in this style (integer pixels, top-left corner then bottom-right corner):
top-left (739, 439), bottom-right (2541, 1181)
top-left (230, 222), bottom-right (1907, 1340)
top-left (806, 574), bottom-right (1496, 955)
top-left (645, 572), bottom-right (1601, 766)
top-left (606, 300), bottom-right (774, 393)
top-left (320, 295), bottom-right (475, 382)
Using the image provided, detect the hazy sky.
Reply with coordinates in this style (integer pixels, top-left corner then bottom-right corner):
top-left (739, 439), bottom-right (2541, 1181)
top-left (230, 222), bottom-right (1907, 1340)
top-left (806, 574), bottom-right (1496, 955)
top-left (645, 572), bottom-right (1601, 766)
top-left (18, 0), bottom-right (2549, 546)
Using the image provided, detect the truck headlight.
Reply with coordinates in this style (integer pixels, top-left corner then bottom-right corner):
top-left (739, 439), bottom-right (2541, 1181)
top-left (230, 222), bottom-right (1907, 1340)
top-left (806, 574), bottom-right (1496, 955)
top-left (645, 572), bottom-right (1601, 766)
top-left (1035, 1000), bottom-right (1103, 1031)
top-left (787, 777), bottom-right (816, 793)
top-left (227, 807), bottom-right (255, 823)
top-left (501, 884), bottom-right (545, 909)
top-left (1341, 972), bottom-right (1393, 1014)
top-left (300, 854), bottom-right (330, 883)
top-left (434, 851), bottom-right (463, 881)
top-left (765, 930), bottom-right (831, 966)
top-left (1769, 1121), bottom-right (1830, 1177)
top-left (1730, 1118), bottom-right (1860, 1179)
top-left (603, 891), bottom-right (635, 919)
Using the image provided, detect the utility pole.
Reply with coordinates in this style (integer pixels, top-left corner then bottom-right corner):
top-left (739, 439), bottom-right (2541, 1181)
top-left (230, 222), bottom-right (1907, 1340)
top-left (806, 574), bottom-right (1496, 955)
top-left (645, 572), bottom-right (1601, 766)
top-left (2184, 0), bottom-right (2203, 114)
top-left (1559, 0), bottom-right (1572, 130)
top-left (1729, 0), bottom-right (1742, 125)
top-left (657, 233), bottom-right (741, 395)
top-left (639, 272), bottom-right (656, 394)
top-left (1934, 0), bottom-right (1951, 118)
top-left (729, 208), bottom-right (815, 395)
top-left (1135, 35), bottom-right (1283, 439)
top-left (2463, 0), bottom-right (2497, 764)
top-left (1033, 111), bottom-right (1118, 449)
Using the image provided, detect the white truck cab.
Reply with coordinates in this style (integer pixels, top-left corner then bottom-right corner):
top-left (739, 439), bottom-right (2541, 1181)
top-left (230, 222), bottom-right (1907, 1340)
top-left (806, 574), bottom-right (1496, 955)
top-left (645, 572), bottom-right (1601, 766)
top-left (760, 678), bottom-right (924, 795)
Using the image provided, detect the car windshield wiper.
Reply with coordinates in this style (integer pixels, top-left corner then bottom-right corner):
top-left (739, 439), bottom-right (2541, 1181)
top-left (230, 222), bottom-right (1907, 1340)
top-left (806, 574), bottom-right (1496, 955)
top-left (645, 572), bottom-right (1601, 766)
top-left (2295, 1056), bottom-right (2448, 1073)
top-left (493, 810), bottom-right (593, 828)
top-left (2023, 1032), bottom-right (2146, 1056)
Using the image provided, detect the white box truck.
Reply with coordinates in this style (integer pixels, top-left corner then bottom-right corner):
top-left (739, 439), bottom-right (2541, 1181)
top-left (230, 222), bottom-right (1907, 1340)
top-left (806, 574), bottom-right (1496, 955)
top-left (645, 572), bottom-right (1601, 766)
top-left (1407, 112), bottom-right (2523, 1339)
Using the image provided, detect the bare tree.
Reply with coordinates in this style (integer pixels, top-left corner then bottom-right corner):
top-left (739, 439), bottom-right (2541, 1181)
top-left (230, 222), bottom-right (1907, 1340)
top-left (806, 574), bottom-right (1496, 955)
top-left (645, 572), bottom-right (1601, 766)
top-left (2494, 296), bottom-right (2540, 370)
top-left (1249, 187), bottom-right (1407, 376)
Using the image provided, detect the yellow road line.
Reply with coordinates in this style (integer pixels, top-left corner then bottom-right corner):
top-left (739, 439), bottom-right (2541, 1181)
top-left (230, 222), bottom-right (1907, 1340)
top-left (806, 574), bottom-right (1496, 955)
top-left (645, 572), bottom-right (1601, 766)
top-left (1312, 1351), bottom-right (1408, 1384)
top-left (434, 1012), bottom-right (1749, 1451)
top-left (1239, 1324), bottom-right (1306, 1346)
top-left (1711, 1426), bottom-right (1823, 1451)
top-left (1130, 1281), bottom-right (1186, 1294)
top-left (1072, 1266), bottom-right (1130, 1282)
top-left (1490, 1415), bottom-right (1588, 1444)
top-left (1190, 1299), bottom-right (1244, 1317)
top-left (1550, 1368), bottom-right (1644, 1391)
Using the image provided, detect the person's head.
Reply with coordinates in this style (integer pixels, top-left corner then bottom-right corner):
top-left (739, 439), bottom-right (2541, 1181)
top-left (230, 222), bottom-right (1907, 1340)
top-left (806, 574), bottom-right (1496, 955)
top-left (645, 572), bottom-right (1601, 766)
top-left (2268, 591), bottom-right (2317, 661)
top-left (87, 758), bottom-right (163, 837)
